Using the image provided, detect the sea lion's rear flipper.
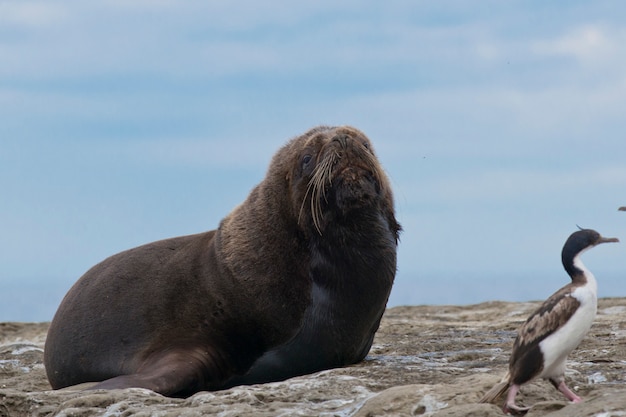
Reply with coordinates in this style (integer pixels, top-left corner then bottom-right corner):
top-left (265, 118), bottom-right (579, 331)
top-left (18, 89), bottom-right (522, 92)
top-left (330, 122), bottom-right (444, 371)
top-left (56, 382), bottom-right (100, 392)
top-left (86, 348), bottom-right (224, 397)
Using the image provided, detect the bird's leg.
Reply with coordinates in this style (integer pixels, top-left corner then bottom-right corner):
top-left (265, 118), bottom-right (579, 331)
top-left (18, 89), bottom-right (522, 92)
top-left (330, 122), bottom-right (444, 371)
top-left (549, 377), bottom-right (582, 403)
top-left (503, 384), bottom-right (531, 415)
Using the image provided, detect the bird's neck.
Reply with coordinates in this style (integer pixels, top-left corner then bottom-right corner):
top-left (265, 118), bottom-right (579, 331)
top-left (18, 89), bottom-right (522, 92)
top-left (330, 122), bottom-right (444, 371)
top-left (568, 253), bottom-right (598, 293)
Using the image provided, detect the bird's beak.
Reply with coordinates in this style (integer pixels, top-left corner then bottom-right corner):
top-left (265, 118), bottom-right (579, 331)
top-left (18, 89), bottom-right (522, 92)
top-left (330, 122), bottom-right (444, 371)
top-left (599, 236), bottom-right (619, 244)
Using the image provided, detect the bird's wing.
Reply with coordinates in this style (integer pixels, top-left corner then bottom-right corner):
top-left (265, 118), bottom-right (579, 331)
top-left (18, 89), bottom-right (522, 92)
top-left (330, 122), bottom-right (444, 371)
top-left (508, 284), bottom-right (580, 383)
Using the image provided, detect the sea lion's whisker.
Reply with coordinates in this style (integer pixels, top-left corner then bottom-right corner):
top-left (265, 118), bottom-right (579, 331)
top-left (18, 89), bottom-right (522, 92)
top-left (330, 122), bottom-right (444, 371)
top-left (311, 169), bottom-right (324, 234)
top-left (306, 152), bottom-right (337, 235)
top-left (321, 152), bottom-right (338, 202)
top-left (298, 180), bottom-right (315, 228)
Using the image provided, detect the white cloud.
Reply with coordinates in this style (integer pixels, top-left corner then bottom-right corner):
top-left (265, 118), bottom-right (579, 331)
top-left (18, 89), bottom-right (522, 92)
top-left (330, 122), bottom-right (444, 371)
top-left (2, 1), bottom-right (625, 97)
top-left (532, 24), bottom-right (623, 64)
top-left (402, 165), bottom-right (626, 206)
top-left (116, 137), bottom-right (280, 169)
top-left (325, 76), bottom-right (626, 162)
top-left (0, 2), bottom-right (68, 27)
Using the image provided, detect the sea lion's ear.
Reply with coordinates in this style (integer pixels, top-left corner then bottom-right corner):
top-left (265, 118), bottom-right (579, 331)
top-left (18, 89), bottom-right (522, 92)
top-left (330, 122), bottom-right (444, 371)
top-left (284, 163), bottom-right (291, 182)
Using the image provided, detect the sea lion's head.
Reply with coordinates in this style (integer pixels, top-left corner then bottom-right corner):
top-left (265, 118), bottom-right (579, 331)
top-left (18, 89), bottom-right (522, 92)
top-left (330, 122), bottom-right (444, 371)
top-left (277, 126), bottom-right (400, 240)
top-left (218, 125), bottom-right (399, 301)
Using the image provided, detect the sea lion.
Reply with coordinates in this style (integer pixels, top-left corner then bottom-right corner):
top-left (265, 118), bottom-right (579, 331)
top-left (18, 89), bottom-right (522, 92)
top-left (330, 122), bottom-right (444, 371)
top-left (44, 125), bottom-right (401, 397)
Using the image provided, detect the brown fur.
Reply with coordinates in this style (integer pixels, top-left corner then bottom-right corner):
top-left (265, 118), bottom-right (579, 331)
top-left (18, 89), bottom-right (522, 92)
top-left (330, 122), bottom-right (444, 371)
top-left (44, 125), bottom-right (400, 397)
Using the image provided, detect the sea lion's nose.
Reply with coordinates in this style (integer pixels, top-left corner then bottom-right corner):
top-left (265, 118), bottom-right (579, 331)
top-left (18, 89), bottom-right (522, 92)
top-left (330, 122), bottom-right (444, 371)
top-left (332, 134), bottom-right (350, 149)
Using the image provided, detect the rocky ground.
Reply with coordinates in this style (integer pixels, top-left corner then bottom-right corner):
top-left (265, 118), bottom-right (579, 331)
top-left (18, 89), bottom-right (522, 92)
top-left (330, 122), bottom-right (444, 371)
top-left (1, 298), bottom-right (626, 416)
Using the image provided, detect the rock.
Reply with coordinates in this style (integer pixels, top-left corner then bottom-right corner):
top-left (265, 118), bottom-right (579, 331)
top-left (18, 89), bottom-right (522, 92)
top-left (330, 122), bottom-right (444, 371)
top-left (2, 298), bottom-right (626, 416)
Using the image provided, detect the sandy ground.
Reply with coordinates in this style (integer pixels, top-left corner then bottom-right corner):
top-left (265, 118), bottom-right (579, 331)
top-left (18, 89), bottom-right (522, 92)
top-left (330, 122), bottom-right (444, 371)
top-left (1, 298), bottom-right (626, 416)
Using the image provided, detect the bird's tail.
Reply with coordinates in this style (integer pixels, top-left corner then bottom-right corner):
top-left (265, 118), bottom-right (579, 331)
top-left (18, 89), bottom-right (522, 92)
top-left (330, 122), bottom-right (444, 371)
top-left (478, 373), bottom-right (510, 404)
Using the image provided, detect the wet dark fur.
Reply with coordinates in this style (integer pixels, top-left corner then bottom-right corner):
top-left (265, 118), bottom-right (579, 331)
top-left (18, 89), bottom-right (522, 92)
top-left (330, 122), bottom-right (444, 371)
top-left (44, 125), bottom-right (400, 397)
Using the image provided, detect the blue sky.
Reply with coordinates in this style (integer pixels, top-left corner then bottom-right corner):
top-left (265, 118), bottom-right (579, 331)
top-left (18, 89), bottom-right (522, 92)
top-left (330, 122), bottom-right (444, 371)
top-left (1, 1), bottom-right (625, 321)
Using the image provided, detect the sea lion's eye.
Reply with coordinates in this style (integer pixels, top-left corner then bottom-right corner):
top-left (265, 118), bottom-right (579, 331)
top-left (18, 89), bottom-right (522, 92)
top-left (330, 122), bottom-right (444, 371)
top-left (302, 154), bottom-right (312, 168)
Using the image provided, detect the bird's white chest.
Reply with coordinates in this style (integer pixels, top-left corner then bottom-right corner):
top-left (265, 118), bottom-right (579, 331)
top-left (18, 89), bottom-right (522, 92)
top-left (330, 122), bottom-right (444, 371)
top-left (539, 281), bottom-right (597, 378)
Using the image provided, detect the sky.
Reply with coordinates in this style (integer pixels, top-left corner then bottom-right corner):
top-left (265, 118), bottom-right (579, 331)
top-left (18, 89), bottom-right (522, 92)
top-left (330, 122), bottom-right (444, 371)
top-left (1, 1), bottom-right (625, 322)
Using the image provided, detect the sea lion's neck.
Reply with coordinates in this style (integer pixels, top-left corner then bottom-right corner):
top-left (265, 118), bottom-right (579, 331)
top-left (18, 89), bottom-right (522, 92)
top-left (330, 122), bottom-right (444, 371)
top-left (309, 211), bottom-right (397, 293)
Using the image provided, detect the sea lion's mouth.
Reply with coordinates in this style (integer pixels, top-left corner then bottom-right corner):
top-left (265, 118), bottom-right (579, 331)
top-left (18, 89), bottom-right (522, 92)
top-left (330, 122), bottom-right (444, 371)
top-left (333, 167), bottom-right (380, 209)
